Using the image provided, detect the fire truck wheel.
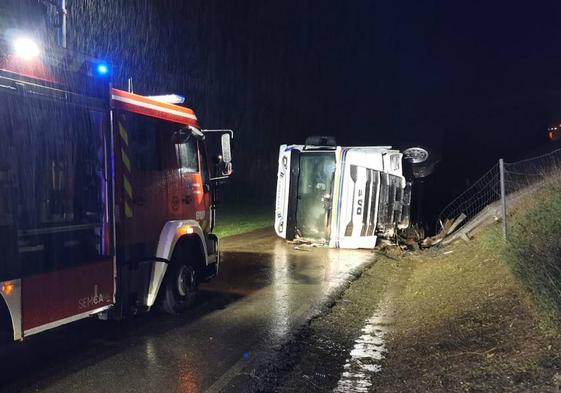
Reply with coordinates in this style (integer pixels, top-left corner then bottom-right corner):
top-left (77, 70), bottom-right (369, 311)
top-left (162, 262), bottom-right (198, 314)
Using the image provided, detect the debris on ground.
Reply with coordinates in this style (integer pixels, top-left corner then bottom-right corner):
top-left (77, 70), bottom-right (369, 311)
top-left (288, 236), bottom-right (325, 247)
top-left (420, 213), bottom-right (467, 248)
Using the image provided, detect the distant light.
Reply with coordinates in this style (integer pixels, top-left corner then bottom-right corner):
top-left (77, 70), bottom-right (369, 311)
top-left (549, 130), bottom-right (560, 141)
top-left (96, 63), bottom-right (110, 76)
top-left (146, 94), bottom-right (186, 104)
top-left (13, 37), bottom-right (40, 60)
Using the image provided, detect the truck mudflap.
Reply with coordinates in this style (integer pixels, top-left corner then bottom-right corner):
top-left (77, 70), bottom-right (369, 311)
top-left (203, 233), bottom-right (219, 279)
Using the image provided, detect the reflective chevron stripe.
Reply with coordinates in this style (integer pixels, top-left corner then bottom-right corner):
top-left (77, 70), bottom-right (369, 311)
top-left (118, 118), bottom-right (133, 218)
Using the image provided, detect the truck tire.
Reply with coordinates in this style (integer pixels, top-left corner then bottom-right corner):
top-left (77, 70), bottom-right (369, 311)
top-left (161, 260), bottom-right (198, 314)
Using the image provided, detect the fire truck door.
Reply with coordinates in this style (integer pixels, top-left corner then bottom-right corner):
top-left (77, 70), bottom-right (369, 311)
top-left (175, 137), bottom-right (210, 231)
top-left (116, 113), bottom-right (169, 249)
top-left (197, 141), bottom-right (212, 231)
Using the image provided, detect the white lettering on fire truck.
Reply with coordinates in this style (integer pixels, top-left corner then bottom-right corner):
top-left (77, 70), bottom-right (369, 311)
top-left (78, 285), bottom-right (110, 309)
top-left (196, 210), bottom-right (206, 221)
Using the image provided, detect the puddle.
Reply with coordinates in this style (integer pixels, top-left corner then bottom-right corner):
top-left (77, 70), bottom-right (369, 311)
top-left (333, 300), bottom-right (394, 392)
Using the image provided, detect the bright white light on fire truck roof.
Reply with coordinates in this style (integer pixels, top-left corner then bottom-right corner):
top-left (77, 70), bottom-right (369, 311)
top-left (13, 37), bottom-right (40, 60)
top-left (146, 94), bottom-right (186, 104)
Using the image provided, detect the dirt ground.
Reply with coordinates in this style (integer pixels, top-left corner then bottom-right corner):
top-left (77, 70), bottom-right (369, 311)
top-left (251, 231), bottom-right (561, 392)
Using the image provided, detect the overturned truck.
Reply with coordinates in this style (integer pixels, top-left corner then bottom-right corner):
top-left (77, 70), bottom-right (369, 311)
top-left (274, 137), bottom-right (411, 249)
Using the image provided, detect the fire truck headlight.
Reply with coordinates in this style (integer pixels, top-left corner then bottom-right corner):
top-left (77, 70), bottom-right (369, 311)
top-left (1, 282), bottom-right (15, 296)
top-left (13, 37), bottom-right (41, 60)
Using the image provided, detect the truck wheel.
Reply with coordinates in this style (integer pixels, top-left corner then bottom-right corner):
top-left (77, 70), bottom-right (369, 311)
top-left (162, 261), bottom-right (198, 314)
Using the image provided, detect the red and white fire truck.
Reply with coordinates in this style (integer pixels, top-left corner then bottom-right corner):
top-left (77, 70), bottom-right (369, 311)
top-left (0, 33), bottom-right (233, 341)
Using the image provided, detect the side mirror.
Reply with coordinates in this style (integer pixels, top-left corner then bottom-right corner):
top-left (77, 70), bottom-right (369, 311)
top-left (218, 133), bottom-right (233, 176)
top-left (221, 133), bottom-right (232, 164)
top-left (203, 129), bottom-right (234, 180)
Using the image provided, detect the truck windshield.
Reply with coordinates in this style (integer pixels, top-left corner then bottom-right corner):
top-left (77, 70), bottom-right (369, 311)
top-left (0, 90), bottom-right (109, 279)
top-left (296, 152), bottom-right (336, 240)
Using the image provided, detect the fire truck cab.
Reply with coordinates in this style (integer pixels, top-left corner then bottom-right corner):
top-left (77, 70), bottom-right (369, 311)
top-left (0, 33), bottom-right (232, 341)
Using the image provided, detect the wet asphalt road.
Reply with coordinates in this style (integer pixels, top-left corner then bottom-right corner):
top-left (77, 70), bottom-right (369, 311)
top-left (0, 229), bottom-right (375, 393)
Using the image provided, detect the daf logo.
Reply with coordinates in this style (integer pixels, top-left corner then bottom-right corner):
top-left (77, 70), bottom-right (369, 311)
top-left (356, 189), bottom-right (364, 215)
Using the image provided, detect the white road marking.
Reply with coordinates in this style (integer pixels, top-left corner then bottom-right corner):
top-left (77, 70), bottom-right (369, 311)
top-left (333, 300), bottom-right (394, 392)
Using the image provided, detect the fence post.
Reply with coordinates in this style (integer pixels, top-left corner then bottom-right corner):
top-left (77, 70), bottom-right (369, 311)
top-left (499, 158), bottom-right (507, 240)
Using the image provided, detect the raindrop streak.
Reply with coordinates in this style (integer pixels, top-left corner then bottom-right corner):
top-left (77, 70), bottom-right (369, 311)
top-left (333, 301), bottom-right (394, 393)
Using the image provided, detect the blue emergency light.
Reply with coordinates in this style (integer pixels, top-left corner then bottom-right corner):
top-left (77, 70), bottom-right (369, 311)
top-left (95, 63), bottom-right (109, 76)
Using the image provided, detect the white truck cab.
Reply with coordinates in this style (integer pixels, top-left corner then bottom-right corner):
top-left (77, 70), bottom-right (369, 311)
top-left (275, 137), bottom-right (411, 249)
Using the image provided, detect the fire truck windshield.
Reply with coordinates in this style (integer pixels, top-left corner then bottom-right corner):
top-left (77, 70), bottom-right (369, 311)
top-left (0, 89), bottom-right (110, 279)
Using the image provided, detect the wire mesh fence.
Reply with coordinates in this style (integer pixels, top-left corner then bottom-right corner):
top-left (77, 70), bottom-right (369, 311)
top-left (503, 148), bottom-right (561, 196)
top-left (436, 147), bottom-right (561, 238)
top-left (435, 163), bottom-right (501, 233)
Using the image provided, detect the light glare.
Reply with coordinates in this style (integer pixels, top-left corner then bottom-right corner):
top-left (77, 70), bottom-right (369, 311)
top-left (96, 63), bottom-right (109, 75)
top-left (146, 94), bottom-right (186, 104)
top-left (13, 37), bottom-right (40, 60)
top-left (1, 282), bottom-right (14, 296)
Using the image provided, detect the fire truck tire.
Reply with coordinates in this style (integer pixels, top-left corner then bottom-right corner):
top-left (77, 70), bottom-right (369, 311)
top-left (162, 261), bottom-right (198, 314)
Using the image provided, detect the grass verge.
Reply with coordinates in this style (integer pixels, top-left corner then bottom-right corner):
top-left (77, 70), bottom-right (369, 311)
top-left (502, 182), bottom-right (561, 322)
top-left (213, 204), bottom-right (272, 238)
top-left (373, 232), bottom-right (561, 392)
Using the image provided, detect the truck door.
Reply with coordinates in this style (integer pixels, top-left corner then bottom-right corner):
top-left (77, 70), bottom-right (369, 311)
top-left (115, 111), bottom-right (182, 257)
top-left (174, 135), bottom-right (210, 231)
top-left (295, 152), bottom-right (337, 241)
top-left (197, 141), bottom-right (212, 232)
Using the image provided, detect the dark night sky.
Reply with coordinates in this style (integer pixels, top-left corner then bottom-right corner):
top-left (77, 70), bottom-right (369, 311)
top-left (12, 0), bottom-right (561, 221)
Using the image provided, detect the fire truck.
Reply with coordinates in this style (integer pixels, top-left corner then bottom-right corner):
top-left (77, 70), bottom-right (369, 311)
top-left (0, 34), bottom-right (233, 342)
top-left (275, 137), bottom-right (410, 248)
